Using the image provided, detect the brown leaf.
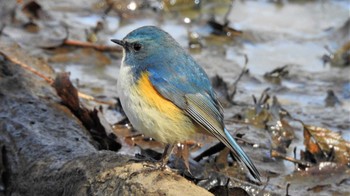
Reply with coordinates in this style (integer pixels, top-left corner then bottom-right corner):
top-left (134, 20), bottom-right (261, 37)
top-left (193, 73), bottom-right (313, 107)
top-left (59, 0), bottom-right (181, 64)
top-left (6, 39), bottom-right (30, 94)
top-left (52, 72), bottom-right (121, 151)
top-left (303, 125), bottom-right (350, 165)
top-left (53, 72), bottom-right (80, 111)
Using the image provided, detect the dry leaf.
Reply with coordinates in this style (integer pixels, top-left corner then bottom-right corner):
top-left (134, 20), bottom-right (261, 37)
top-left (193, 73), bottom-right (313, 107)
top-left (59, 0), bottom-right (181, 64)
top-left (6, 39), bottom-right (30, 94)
top-left (303, 125), bottom-right (350, 165)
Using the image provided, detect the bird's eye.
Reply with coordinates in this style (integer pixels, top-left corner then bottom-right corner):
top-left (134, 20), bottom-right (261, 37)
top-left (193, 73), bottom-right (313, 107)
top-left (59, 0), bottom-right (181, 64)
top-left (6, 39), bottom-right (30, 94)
top-left (132, 42), bottom-right (142, 51)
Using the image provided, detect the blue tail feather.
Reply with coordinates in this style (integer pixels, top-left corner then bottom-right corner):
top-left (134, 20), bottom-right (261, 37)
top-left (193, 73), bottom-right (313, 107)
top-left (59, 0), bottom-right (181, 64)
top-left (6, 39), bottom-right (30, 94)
top-left (224, 128), bottom-right (261, 181)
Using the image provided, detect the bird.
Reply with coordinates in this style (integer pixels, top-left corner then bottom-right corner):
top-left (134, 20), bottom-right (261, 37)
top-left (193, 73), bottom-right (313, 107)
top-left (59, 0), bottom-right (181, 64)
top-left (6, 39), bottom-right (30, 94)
top-left (111, 26), bottom-right (261, 181)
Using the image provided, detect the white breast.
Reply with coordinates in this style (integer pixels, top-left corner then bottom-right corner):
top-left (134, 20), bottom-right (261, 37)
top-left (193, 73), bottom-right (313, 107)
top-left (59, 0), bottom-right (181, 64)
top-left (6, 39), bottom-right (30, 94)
top-left (117, 62), bottom-right (146, 130)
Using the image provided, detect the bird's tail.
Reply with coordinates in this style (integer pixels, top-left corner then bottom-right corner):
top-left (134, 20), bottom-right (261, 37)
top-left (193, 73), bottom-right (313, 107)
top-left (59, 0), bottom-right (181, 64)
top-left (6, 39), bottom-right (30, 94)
top-left (223, 128), bottom-right (261, 182)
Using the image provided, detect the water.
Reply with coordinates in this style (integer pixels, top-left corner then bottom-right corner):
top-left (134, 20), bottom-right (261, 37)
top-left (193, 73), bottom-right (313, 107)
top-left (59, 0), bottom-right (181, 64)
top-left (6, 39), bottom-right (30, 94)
top-left (226, 41), bottom-right (331, 75)
top-left (229, 0), bottom-right (349, 39)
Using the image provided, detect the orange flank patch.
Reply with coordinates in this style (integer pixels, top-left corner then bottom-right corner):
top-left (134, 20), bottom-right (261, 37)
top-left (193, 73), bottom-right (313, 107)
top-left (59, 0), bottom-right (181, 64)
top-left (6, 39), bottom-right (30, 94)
top-left (137, 72), bottom-right (184, 121)
top-left (133, 71), bottom-right (200, 143)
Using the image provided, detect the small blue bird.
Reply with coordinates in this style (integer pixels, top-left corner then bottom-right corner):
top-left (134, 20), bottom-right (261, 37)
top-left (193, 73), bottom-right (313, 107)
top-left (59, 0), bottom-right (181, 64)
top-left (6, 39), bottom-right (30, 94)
top-left (112, 26), bottom-right (260, 181)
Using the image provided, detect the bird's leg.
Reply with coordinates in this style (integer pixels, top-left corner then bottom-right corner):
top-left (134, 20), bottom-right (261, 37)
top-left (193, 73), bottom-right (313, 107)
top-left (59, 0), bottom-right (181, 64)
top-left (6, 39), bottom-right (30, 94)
top-left (138, 144), bottom-right (174, 170)
top-left (159, 143), bottom-right (174, 169)
top-left (130, 144), bottom-right (175, 178)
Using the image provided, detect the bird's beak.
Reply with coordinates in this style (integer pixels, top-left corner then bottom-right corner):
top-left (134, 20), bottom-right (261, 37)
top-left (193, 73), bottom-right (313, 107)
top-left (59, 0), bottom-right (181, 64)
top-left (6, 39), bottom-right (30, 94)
top-left (111, 39), bottom-right (125, 47)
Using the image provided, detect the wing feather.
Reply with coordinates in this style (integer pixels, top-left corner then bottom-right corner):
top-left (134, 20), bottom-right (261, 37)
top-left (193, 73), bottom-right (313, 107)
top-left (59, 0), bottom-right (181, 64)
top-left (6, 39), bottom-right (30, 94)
top-left (148, 68), bottom-right (261, 181)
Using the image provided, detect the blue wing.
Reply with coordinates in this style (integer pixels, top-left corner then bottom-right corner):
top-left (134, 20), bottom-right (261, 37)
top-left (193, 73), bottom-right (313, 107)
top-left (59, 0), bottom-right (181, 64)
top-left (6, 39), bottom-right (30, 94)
top-left (147, 62), bottom-right (261, 181)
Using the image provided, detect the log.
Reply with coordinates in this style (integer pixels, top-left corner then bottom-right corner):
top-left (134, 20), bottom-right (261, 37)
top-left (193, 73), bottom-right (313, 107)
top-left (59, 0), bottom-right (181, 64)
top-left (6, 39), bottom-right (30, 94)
top-left (0, 43), bottom-right (212, 196)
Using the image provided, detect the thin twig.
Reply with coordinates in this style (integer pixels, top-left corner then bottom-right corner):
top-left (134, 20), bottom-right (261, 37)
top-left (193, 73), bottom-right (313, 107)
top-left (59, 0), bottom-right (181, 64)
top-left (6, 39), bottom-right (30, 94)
top-left (77, 92), bottom-right (115, 105)
top-left (223, 0), bottom-right (234, 25)
top-left (63, 39), bottom-right (122, 52)
top-left (1, 51), bottom-right (114, 105)
top-left (233, 54), bottom-right (249, 86)
top-left (271, 150), bottom-right (312, 168)
top-left (229, 54), bottom-right (249, 100)
top-left (0, 52), bottom-right (54, 84)
top-left (285, 183), bottom-right (291, 196)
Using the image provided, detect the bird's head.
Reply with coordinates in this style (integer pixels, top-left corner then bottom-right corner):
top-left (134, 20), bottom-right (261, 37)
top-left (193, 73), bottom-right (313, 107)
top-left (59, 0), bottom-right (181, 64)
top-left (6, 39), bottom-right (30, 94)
top-left (111, 26), bottom-right (181, 67)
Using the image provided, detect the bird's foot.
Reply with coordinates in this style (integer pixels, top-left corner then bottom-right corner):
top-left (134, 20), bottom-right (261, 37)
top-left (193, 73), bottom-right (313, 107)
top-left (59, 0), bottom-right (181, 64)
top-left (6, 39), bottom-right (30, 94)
top-left (129, 159), bottom-right (172, 179)
top-left (128, 152), bottom-right (157, 164)
top-left (140, 158), bottom-right (170, 171)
